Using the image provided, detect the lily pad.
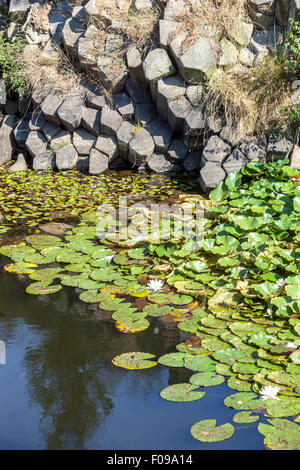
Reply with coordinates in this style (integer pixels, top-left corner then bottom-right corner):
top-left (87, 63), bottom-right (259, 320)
top-left (190, 419), bottom-right (234, 442)
top-left (160, 383), bottom-right (205, 402)
top-left (112, 352), bottom-right (157, 370)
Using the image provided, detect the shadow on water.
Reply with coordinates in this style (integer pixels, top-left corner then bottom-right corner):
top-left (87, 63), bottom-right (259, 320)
top-left (0, 256), bottom-right (266, 450)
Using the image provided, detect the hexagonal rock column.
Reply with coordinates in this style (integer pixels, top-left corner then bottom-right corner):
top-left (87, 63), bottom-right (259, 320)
top-left (57, 95), bottom-right (86, 131)
top-left (73, 129), bottom-right (97, 155)
top-left (156, 75), bottom-right (186, 122)
top-left (0, 114), bottom-right (17, 165)
top-left (113, 92), bottom-right (134, 120)
top-left (116, 121), bottom-right (135, 158)
top-left (202, 136), bottom-right (232, 163)
top-left (95, 135), bottom-right (119, 161)
top-left (128, 128), bottom-right (155, 168)
top-left (89, 148), bottom-right (109, 175)
top-left (81, 107), bottom-right (101, 135)
top-left (170, 34), bottom-right (217, 83)
top-left (147, 153), bottom-right (175, 173)
top-left (267, 134), bottom-right (293, 160)
top-left (14, 120), bottom-right (30, 147)
top-left (61, 17), bottom-right (86, 54)
top-left (41, 93), bottom-right (64, 125)
top-left (100, 106), bottom-right (123, 136)
top-left (8, 154), bottom-right (27, 173)
top-left (33, 153), bottom-right (55, 171)
top-left (199, 162), bottom-right (226, 192)
top-left (238, 137), bottom-right (266, 162)
top-left (183, 151), bottom-right (203, 171)
top-left (25, 131), bottom-right (48, 158)
top-left (183, 108), bottom-right (207, 149)
top-left (125, 77), bottom-right (151, 103)
top-left (143, 48), bottom-right (176, 82)
top-left (145, 117), bottom-right (173, 153)
top-left (223, 149), bottom-right (248, 175)
top-left (167, 96), bottom-right (192, 132)
top-left (56, 144), bottom-right (78, 170)
top-left (290, 145), bottom-right (300, 170)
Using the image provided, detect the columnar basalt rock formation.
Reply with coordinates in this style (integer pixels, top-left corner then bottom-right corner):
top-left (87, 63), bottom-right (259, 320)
top-left (0, 0), bottom-right (298, 191)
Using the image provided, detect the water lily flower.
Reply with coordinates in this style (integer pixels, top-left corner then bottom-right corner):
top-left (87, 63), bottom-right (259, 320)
top-left (276, 278), bottom-right (286, 288)
top-left (147, 279), bottom-right (164, 292)
top-left (104, 255), bottom-right (114, 262)
top-left (259, 385), bottom-right (281, 401)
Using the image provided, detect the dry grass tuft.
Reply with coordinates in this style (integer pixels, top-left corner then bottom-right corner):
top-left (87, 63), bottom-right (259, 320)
top-left (20, 44), bottom-right (83, 101)
top-left (205, 55), bottom-right (293, 138)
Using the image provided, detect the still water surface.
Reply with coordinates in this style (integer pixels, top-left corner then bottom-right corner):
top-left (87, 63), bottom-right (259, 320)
top-left (0, 260), bottom-right (266, 450)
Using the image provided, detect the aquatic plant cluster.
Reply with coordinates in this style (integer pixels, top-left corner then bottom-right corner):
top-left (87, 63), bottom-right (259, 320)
top-left (1, 158), bottom-right (300, 449)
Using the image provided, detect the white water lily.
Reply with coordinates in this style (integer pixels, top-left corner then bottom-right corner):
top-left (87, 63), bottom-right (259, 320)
top-left (147, 279), bottom-right (164, 292)
top-left (259, 385), bottom-right (281, 401)
top-left (276, 278), bottom-right (286, 288)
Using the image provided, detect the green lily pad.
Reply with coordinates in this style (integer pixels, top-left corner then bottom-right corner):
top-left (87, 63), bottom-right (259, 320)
top-left (112, 352), bottom-right (157, 369)
top-left (233, 411), bottom-right (259, 423)
top-left (189, 372), bottom-right (225, 387)
top-left (190, 419), bottom-right (234, 442)
top-left (160, 383), bottom-right (205, 402)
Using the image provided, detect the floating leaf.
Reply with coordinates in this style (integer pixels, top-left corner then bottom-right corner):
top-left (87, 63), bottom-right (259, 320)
top-left (112, 352), bottom-right (157, 370)
top-left (160, 383), bottom-right (205, 402)
top-left (190, 419), bottom-right (234, 442)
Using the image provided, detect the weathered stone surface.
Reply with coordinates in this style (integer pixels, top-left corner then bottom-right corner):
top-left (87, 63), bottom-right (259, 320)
top-left (186, 85), bottom-right (203, 107)
top-left (29, 110), bottom-right (47, 131)
top-left (239, 47), bottom-right (255, 67)
top-left (134, 101), bottom-right (157, 125)
top-left (146, 117), bottom-right (173, 153)
top-left (290, 145), bottom-right (300, 170)
top-left (202, 136), bottom-right (232, 163)
top-left (267, 134), bottom-right (293, 160)
top-left (72, 5), bottom-right (87, 23)
top-left (41, 92), bottom-right (64, 125)
top-left (25, 131), bottom-right (48, 158)
top-left (32, 152), bottom-right (55, 171)
top-left (206, 114), bottom-right (225, 134)
top-left (249, 0), bottom-right (277, 15)
top-left (14, 120), bottom-right (30, 145)
top-left (81, 107), bottom-right (101, 135)
top-left (143, 48), bottom-right (175, 82)
top-left (125, 77), bottom-right (151, 103)
top-left (8, 153), bottom-right (27, 173)
top-left (183, 108), bottom-right (207, 149)
top-left (9, 0), bottom-right (31, 18)
top-left (89, 148), bottom-right (109, 174)
top-left (229, 21), bottom-right (253, 47)
top-left (156, 75), bottom-right (186, 122)
top-left (159, 19), bottom-right (178, 49)
top-left (126, 46), bottom-right (145, 83)
top-left (4, 99), bottom-right (18, 115)
top-left (58, 95), bottom-right (86, 131)
top-left (95, 135), bottom-right (119, 159)
top-left (76, 156), bottom-right (89, 172)
top-left (167, 139), bottom-right (188, 162)
top-left (109, 155), bottom-right (127, 170)
top-left (276, 0), bottom-right (291, 25)
top-left (220, 124), bottom-right (241, 146)
top-left (101, 106), bottom-right (123, 135)
top-left (219, 39), bottom-right (238, 67)
top-left (223, 149), bottom-right (248, 174)
top-left (113, 92), bottom-right (134, 119)
top-left (85, 84), bottom-right (107, 110)
top-left (239, 137), bottom-right (266, 161)
top-left (39, 221), bottom-right (74, 236)
top-left (73, 129), bottom-right (96, 154)
top-left (96, 55), bottom-right (127, 93)
top-left (289, 0), bottom-right (300, 23)
top-left (105, 34), bottom-right (124, 55)
top-left (249, 9), bottom-right (275, 27)
top-left (49, 12), bottom-right (67, 38)
top-left (147, 153), bottom-right (174, 173)
top-left (77, 25), bottom-right (100, 70)
top-left (61, 17), bottom-right (86, 53)
top-left (183, 151), bottom-right (202, 171)
top-left (128, 128), bottom-right (155, 167)
top-left (199, 162), bottom-right (226, 192)
top-left (167, 96), bottom-right (192, 132)
top-left (50, 130), bottom-right (71, 152)
top-left (116, 121), bottom-right (135, 158)
top-left (170, 35), bottom-right (217, 83)
top-left (42, 121), bottom-right (62, 141)
top-left (56, 143), bottom-right (78, 170)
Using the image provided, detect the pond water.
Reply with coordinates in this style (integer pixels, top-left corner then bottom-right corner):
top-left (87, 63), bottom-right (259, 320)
top-left (0, 260), bottom-right (266, 450)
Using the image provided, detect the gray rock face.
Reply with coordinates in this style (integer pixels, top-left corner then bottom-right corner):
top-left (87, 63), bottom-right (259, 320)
top-left (223, 149), bottom-right (248, 174)
top-left (146, 117), bottom-right (173, 153)
top-left (183, 151), bottom-right (202, 171)
top-left (81, 107), bottom-right (101, 135)
top-left (96, 55), bottom-right (127, 94)
top-left (61, 17), bottom-right (86, 53)
top-left (143, 48), bottom-right (175, 82)
top-left (50, 130), bottom-right (71, 152)
top-left (239, 137), bottom-right (266, 161)
top-left (186, 85), bottom-right (203, 107)
top-left (289, 0), bottom-right (300, 22)
top-left (95, 135), bottom-right (119, 159)
top-left (159, 19), bottom-right (178, 49)
top-left (249, 9), bottom-right (275, 27)
top-left (199, 162), bottom-right (226, 192)
top-left (56, 143), bottom-right (78, 170)
top-left (220, 124), bottom-right (241, 147)
top-left (125, 77), bottom-right (151, 103)
top-left (128, 128), bottom-right (155, 167)
top-left (101, 106), bottom-right (123, 135)
top-left (29, 110), bottom-right (47, 131)
top-left (116, 121), bottom-right (135, 158)
top-left (167, 139), bottom-right (188, 162)
top-left (89, 148), bottom-right (109, 174)
top-left (85, 85), bottom-right (106, 110)
top-left (134, 101), bottom-right (157, 125)
top-left (49, 12), bottom-right (67, 38)
top-left (41, 93), bottom-right (64, 125)
top-left (202, 136), bottom-right (232, 163)
top-left (9, 0), bottom-right (31, 18)
top-left (25, 131), bottom-right (48, 158)
top-left (33, 152), bottom-right (55, 171)
top-left (0, 115), bottom-right (17, 165)
top-left (8, 153), bottom-right (27, 173)
top-left (183, 108), bottom-right (207, 149)
top-left (276, 0), bottom-right (291, 25)
top-left (73, 129), bottom-right (96, 154)
top-left (170, 36), bottom-right (217, 83)
top-left (249, 0), bottom-right (277, 15)
top-left (126, 46), bottom-right (145, 83)
top-left (290, 145), bottom-right (300, 170)
top-left (4, 99), bottom-right (18, 115)
top-left (58, 95), bottom-right (86, 131)
top-left (267, 134), bottom-right (293, 160)
top-left (167, 96), bottom-right (192, 132)
top-left (76, 156), bottom-right (90, 172)
top-left (156, 75), bottom-right (186, 122)
top-left (14, 120), bottom-right (30, 146)
top-left (147, 153), bottom-right (174, 173)
top-left (113, 92), bottom-right (134, 120)
top-left (41, 121), bottom-right (62, 142)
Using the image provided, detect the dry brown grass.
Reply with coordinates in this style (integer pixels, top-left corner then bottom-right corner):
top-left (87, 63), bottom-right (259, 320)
top-left (171, 0), bottom-right (248, 53)
top-left (205, 55), bottom-right (293, 138)
top-left (19, 44), bottom-right (83, 101)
